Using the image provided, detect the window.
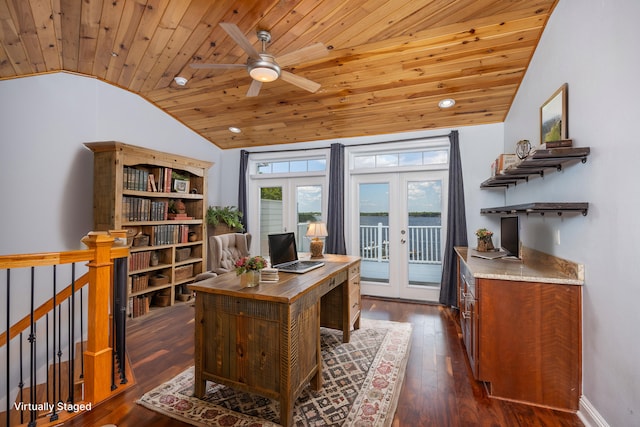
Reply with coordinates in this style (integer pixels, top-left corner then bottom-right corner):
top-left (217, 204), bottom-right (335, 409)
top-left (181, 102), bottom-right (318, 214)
top-left (256, 158), bottom-right (326, 174)
top-left (353, 149), bottom-right (448, 170)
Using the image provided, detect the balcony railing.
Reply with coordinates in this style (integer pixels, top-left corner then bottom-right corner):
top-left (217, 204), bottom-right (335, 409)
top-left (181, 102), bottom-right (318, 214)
top-left (359, 223), bottom-right (442, 264)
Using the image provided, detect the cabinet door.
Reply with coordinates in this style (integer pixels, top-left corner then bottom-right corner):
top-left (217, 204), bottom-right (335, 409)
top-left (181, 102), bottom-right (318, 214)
top-left (459, 259), bottom-right (478, 377)
top-left (477, 278), bottom-right (581, 410)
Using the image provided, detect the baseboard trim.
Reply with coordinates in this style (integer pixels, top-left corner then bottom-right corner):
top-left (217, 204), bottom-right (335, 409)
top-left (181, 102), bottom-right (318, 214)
top-left (578, 395), bottom-right (609, 427)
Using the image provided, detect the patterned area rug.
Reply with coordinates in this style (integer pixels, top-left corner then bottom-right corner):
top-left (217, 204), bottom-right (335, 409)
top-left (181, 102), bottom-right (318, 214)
top-left (137, 318), bottom-right (412, 426)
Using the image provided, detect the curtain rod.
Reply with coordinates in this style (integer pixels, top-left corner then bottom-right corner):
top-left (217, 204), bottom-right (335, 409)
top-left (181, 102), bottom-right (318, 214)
top-left (243, 131), bottom-right (453, 155)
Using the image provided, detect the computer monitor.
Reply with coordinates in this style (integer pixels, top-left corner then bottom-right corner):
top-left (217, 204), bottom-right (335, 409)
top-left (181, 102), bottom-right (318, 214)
top-left (500, 216), bottom-right (520, 258)
top-left (268, 232), bottom-right (298, 266)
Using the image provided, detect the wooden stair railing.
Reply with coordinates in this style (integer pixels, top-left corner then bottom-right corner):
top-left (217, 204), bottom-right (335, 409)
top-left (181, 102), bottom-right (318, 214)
top-left (0, 232), bottom-right (130, 426)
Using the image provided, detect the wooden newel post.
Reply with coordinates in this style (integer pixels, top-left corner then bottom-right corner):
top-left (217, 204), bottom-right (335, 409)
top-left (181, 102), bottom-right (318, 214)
top-left (81, 232), bottom-right (115, 404)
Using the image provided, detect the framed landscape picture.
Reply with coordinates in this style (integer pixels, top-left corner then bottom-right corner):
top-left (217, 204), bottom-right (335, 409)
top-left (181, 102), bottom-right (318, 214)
top-left (540, 83), bottom-right (568, 143)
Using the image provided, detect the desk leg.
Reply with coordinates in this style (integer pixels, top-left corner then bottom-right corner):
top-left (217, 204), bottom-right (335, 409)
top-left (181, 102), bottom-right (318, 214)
top-left (193, 370), bottom-right (206, 398)
top-left (280, 395), bottom-right (293, 427)
top-left (310, 301), bottom-right (323, 391)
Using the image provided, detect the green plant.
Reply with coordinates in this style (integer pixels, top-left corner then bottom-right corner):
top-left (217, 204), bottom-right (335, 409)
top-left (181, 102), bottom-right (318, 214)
top-left (206, 206), bottom-right (245, 231)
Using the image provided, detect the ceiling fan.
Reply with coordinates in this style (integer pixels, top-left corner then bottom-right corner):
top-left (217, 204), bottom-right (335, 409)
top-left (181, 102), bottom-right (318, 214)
top-left (190, 22), bottom-right (328, 97)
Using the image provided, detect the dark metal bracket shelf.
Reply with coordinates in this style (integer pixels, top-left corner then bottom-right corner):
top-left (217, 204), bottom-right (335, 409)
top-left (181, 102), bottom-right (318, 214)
top-left (480, 146), bottom-right (590, 189)
top-left (481, 202), bottom-right (589, 216)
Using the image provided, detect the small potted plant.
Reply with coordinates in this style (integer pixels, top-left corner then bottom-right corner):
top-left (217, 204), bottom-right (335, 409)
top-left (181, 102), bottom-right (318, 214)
top-left (475, 228), bottom-right (495, 252)
top-left (235, 255), bottom-right (267, 287)
top-left (206, 206), bottom-right (245, 235)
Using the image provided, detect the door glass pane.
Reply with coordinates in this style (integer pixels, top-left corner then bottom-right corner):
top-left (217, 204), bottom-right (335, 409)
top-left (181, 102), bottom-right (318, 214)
top-left (407, 180), bottom-right (442, 286)
top-left (296, 185), bottom-right (322, 252)
top-left (259, 187), bottom-right (283, 256)
top-left (358, 183), bottom-right (390, 282)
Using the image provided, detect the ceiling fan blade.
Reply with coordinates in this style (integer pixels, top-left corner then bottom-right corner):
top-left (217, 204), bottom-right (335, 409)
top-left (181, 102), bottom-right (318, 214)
top-left (280, 70), bottom-right (321, 93)
top-left (246, 80), bottom-right (262, 97)
top-left (189, 63), bottom-right (246, 70)
top-left (276, 42), bottom-right (328, 68)
top-left (219, 22), bottom-right (261, 60)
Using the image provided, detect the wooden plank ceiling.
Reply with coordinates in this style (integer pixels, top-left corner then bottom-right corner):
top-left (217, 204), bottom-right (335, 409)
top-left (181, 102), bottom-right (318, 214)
top-left (0, 0), bottom-right (558, 149)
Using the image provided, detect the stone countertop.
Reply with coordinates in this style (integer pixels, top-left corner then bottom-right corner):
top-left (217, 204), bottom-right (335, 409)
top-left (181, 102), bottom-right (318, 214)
top-left (455, 246), bottom-right (584, 285)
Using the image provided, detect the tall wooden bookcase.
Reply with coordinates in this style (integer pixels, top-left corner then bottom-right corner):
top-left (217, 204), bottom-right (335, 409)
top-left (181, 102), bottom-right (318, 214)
top-left (85, 141), bottom-right (212, 317)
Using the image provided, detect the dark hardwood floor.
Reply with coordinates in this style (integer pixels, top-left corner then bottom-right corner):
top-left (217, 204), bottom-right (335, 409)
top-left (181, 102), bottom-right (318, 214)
top-left (67, 297), bottom-right (583, 427)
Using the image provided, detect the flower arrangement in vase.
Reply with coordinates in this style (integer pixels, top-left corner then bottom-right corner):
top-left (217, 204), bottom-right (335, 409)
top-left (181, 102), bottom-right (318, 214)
top-left (235, 255), bottom-right (267, 287)
top-left (475, 228), bottom-right (495, 252)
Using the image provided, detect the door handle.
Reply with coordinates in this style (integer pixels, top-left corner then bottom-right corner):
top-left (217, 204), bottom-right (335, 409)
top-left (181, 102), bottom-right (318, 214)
top-left (401, 238), bottom-right (406, 244)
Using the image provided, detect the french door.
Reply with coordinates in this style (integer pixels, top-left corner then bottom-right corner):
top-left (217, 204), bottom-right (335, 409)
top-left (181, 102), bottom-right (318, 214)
top-left (248, 177), bottom-right (326, 259)
top-left (350, 171), bottom-right (447, 301)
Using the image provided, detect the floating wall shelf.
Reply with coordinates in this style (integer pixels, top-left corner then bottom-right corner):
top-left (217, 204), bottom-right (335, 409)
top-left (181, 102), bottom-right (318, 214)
top-left (481, 202), bottom-right (589, 216)
top-left (480, 146), bottom-right (591, 189)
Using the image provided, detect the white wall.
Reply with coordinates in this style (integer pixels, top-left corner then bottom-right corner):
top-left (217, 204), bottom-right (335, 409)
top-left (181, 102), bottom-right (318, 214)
top-left (504, 1), bottom-right (640, 425)
top-left (0, 73), bottom-right (221, 255)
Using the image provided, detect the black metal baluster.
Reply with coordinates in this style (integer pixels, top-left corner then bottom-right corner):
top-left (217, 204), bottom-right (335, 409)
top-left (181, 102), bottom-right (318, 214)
top-left (19, 332), bottom-right (24, 425)
top-left (57, 283), bottom-right (62, 409)
top-left (46, 313), bottom-right (49, 403)
top-left (115, 257), bottom-right (128, 384)
top-left (50, 265), bottom-right (59, 422)
top-left (110, 266), bottom-right (117, 391)
top-left (28, 267), bottom-right (36, 427)
top-left (80, 286), bottom-right (84, 379)
top-left (5, 270), bottom-right (10, 427)
top-left (68, 263), bottom-right (76, 405)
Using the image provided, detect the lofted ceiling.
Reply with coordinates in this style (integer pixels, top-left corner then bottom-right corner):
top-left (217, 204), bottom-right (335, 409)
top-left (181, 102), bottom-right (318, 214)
top-left (0, 0), bottom-right (558, 150)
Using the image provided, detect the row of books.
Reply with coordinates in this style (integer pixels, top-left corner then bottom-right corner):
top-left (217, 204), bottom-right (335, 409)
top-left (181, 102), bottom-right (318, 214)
top-left (148, 224), bottom-right (191, 246)
top-left (130, 273), bottom-right (149, 293)
top-left (129, 295), bottom-right (150, 318)
top-left (129, 251), bottom-right (152, 271)
top-left (122, 197), bottom-right (173, 222)
top-left (123, 166), bottom-right (183, 193)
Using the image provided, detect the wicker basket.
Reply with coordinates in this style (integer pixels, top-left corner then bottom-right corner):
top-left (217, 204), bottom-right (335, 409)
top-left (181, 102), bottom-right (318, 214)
top-left (132, 234), bottom-right (150, 247)
top-left (175, 247), bottom-right (191, 262)
top-left (153, 294), bottom-right (171, 307)
top-left (174, 264), bottom-right (194, 281)
top-left (149, 274), bottom-right (169, 286)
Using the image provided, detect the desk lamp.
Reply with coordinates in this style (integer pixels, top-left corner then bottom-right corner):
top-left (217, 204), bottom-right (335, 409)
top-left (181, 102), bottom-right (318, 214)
top-left (306, 222), bottom-right (328, 258)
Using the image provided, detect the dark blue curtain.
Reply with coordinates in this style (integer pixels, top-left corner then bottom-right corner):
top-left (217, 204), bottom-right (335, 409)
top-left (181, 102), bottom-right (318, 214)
top-left (237, 150), bottom-right (249, 232)
top-left (325, 143), bottom-right (346, 254)
top-left (438, 130), bottom-right (468, 307)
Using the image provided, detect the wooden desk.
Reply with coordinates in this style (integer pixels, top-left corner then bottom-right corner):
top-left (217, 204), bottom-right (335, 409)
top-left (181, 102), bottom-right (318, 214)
top-left (188, 255), bottom-right (361, 427)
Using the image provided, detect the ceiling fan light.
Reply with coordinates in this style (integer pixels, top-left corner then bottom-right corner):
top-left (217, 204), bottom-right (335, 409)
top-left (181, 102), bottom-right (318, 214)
top-left (250, 66), bottom-right (279, 82)
top-left (248, 54), bottom-right (281, 82)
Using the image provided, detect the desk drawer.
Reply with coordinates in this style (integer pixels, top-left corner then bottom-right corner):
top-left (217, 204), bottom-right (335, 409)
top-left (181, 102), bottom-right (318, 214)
top-left (349, 263), bottom-right (360, 277)
top-left (348, 275), bottom-right (361, 324)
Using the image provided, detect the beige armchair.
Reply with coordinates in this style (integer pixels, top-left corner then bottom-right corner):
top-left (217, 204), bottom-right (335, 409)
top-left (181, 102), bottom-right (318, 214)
top-left (208, 233), bottom-right (252, 274)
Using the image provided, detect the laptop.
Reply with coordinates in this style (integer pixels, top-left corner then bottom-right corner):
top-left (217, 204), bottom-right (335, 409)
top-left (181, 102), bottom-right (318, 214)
top-left (268, 232), bottom-right (325, 274)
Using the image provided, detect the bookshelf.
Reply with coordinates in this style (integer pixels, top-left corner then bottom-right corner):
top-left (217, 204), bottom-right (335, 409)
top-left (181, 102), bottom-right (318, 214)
top-left (85, 141), bottom-right (212, 317)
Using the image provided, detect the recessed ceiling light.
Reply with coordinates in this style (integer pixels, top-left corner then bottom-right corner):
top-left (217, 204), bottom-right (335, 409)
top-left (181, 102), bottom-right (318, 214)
top-left (438, 98), bottom-right (456, 108)
top-left (174, 76), bottom-right (188, 86)
top-left (228, 127), bottom-right (242, 134)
